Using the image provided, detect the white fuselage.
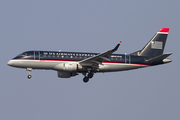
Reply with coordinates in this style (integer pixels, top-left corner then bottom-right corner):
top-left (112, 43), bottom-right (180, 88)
top-left (8, 58), bottom-right (149, 73)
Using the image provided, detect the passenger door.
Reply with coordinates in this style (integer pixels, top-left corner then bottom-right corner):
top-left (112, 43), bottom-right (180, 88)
top-left (34, 51), bottom-right (40, 61)
top-left (125, 54), bottom-right (131, 64)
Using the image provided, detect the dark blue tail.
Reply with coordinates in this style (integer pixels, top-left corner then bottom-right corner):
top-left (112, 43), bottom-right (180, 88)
top-left (131, 28), bottom-right (169, 58)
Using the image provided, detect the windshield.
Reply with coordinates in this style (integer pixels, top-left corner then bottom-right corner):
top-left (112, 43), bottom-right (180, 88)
top-left (13, 51), bottom-right (34, 59)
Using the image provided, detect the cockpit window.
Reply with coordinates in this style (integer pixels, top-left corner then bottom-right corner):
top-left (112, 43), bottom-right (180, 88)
top-left (13, 51), bottom-right (34, 59)
top-left (26, 51), bottom-right (34, 56)
top-left (19, 53), bottom-right (27, 56)
top-left (19, 51), bottom-right (34, 56)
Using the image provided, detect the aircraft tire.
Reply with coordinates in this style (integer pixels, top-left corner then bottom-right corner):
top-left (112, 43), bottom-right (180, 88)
top-left (87, 72), bottom-right (93, 79)
top-left (83, 77), bottom-right (89, 83)
top-left (27, 75), bottom-right (32, 79)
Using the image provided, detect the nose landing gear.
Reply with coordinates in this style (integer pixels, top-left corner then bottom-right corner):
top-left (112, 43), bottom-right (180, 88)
top-left (27, 75), bottom-right (32, 79)
top-left (26, 68), bottom-right (32, 79)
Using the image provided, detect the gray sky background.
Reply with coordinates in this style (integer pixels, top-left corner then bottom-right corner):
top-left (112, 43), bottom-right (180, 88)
top-left (1, 0), bottom-right (179, 120)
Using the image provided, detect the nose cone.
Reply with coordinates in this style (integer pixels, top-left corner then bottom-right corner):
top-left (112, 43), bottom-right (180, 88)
top-left (7, 60), bottom-right (14, 66)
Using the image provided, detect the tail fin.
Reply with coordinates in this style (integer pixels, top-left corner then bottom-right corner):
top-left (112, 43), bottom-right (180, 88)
top-left (133, 28), bottom-right (169, 58)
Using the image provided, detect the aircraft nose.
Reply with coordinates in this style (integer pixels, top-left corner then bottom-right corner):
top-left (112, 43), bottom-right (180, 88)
top-left (7, 60), bottom-right (14, 66)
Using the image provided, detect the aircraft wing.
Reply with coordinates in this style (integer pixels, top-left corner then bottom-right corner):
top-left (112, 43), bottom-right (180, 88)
top-left (79, 41), bottom-right (122, 67)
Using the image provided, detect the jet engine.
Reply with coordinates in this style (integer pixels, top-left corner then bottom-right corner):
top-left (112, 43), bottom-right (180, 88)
top-left (53, 62), bottom-right (87, 73)
top-left (57, 71), bottom-right (78, 78)
top-left (53, 63), bottom-right (78, 72)
top-left (64, 63), bottom-right (77, 71)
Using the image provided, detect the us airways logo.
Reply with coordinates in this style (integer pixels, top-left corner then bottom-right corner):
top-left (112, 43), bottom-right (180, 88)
top-left (151, 41), bottom-right (163, 49)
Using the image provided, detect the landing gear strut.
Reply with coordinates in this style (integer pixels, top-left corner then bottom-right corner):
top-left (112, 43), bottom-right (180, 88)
top-left (26, 68), bottom-right (32, 79)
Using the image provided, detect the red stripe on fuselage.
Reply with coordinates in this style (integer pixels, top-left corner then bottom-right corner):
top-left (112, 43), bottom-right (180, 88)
top-left (11, 59), bottom-right (152, 66)
top-left (11, 59), bottom-right (79, 62)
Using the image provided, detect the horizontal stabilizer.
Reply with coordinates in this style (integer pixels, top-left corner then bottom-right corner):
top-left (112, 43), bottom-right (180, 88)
top-left (146, 53), bottom-right (172, 63)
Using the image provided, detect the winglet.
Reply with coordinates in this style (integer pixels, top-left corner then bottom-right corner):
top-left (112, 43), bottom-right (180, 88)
top-left (112, 41), bottom-right (122, 51)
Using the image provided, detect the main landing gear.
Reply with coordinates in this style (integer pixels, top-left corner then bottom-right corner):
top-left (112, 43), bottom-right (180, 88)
top-left (83, 72), bottom-right (94, 83)
top-left (26, 68), bottom-right (32, 79)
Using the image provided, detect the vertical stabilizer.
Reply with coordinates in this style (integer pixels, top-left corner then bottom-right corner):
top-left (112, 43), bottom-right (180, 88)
top-left (138, 28), bottom-right (169, 58)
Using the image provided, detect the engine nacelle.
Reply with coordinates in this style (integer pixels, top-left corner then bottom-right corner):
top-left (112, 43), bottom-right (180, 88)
top-left (53, 63), bottom-right (78, 72)
top-left (57, 71), bottom-right (78, 78)
top-left (64, 63), bottom-right (77, 71)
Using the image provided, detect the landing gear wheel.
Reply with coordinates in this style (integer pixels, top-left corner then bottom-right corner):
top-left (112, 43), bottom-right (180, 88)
top-left (27, 75), bottom-right (32, 79)
top-left (26, 68), bottom-right (32, 79)
top-left (83, 77), bottom-right (89, 83)
top-left (87, 72), bottom-right (94, 78)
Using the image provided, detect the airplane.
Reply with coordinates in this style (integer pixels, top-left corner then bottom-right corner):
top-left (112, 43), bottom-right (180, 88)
top-left (7, 28), bottom-right (172, 83)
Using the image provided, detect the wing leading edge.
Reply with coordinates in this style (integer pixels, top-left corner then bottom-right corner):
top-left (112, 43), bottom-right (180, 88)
top-left (79, 41), bottom-right (122, 67)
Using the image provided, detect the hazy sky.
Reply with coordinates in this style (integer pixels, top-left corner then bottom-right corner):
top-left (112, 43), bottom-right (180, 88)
top-left (1, 0), bottom-right (179, 120)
